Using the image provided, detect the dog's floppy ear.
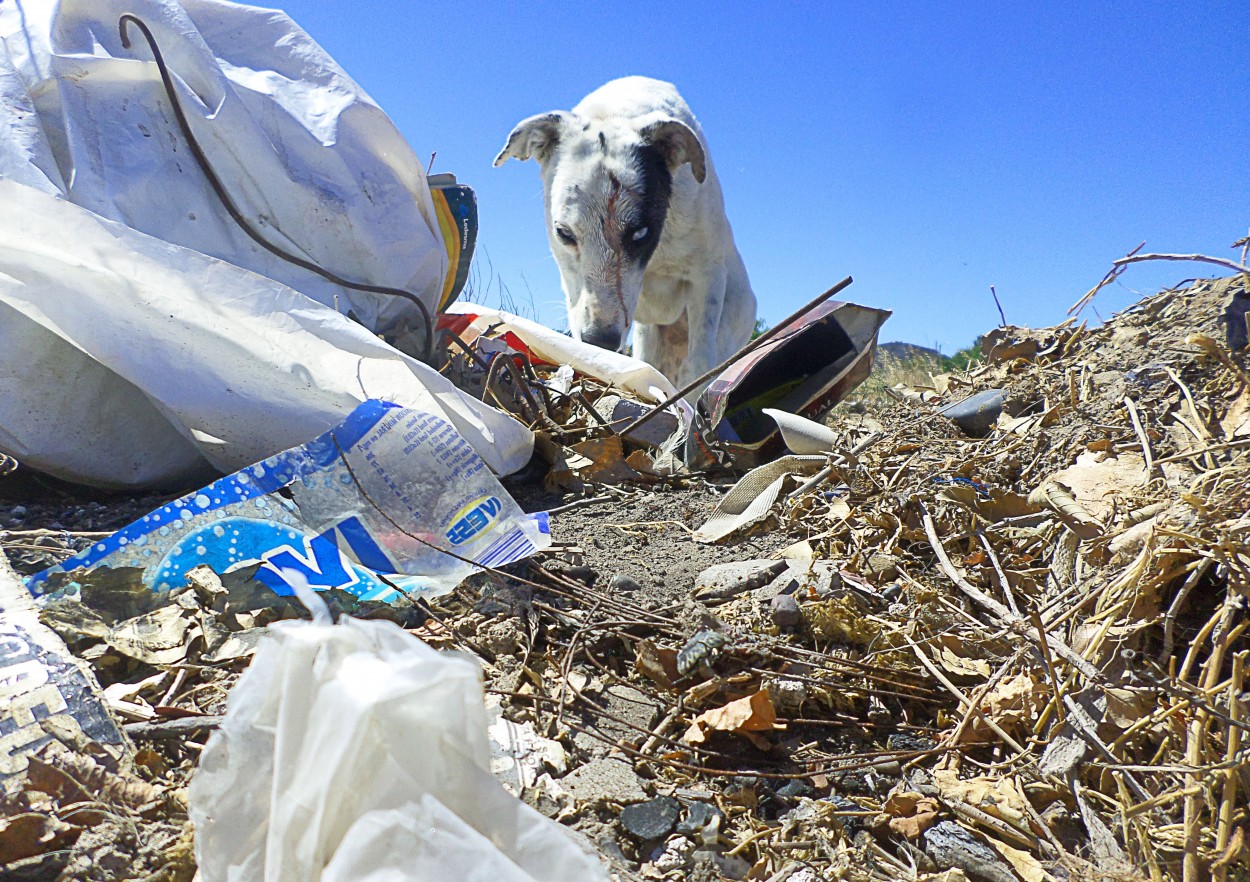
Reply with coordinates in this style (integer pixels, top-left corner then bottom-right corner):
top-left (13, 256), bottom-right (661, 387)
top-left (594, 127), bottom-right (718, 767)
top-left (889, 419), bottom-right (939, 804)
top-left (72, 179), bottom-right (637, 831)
top-left (494, 112), bottom-right (570, 166)
top-left (638, 117), bottom-right (706, 184)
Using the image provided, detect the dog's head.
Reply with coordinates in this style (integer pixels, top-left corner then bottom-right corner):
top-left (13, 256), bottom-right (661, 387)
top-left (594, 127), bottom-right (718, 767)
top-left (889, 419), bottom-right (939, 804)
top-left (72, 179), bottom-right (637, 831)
top-left (494, 109), bottom-right (705, 352)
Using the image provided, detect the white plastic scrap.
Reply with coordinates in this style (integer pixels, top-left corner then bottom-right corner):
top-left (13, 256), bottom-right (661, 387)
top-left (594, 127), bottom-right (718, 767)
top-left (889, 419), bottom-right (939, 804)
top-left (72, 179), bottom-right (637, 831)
top-left (188, 600), bottom-right (609, 882)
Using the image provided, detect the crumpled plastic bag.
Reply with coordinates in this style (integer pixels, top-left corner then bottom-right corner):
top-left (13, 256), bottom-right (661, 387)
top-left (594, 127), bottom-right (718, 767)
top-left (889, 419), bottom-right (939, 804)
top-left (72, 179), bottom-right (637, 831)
top-left (0, 0), bottom-right (446, 334)
top-left (0, 181), bottom-right (531, 487)
top-left (0, 0), bottom-right (532, 489)
top-left (188, 590), bottom-right (609, 882)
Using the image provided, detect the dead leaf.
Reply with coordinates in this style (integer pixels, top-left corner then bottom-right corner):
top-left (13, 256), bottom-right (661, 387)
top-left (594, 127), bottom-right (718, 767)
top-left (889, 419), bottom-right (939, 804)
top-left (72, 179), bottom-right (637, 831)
top-left (937, 646), bottom-right (992, 679)
top-left (804, 595), bottom-right (880, 645)
top-left (683, 690), bottom-right (777, 745)
top-left (957, 672), bottom-right (1049, 743)
top-left (634, 639), bottom-right (681, 690)
top-left (932, 769), bottom-right (1030, 827)
top-left (1041, 451), bottom-right (1147, 522)
top-left (985, 836), bottom-right (1056, 882)
top-left (884, 792), bottom-right (941, 840)
top-left (0, 811), bottom-right (78, 865)
top-left (105, 604), bottom-right (197, 665)
top-left (1221, 388), bottom-right (1250, 439)
top-left (1104, 687), bottom-right (1148, 729)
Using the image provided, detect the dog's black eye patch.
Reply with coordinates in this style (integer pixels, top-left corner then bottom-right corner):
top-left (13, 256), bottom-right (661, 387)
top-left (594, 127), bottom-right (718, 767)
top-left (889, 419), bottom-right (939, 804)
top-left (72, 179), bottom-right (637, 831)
top-left (624, 145), bottom-right (671, 264)
top-left (555, 225), bottom-right (577, 247)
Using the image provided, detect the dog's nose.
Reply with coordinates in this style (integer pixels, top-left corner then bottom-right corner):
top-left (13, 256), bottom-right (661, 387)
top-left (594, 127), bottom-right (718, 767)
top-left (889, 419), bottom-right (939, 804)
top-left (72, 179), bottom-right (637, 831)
top-left (581, 327), bottom-right (623, 352)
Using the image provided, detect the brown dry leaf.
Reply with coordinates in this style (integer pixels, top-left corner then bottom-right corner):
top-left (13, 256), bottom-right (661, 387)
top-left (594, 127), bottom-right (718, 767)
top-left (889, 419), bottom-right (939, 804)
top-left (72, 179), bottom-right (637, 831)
top-left (1028, 480), bottom-right (1103, 540)
top-left (634, 639), bottom-right (681, 690)
top-left (884, 791), bottom-right (929, 816)
top-left (0, 811), bottom-right (79, 865)
top-left (624, 449), bottom-right (658, 477)
top-left (938, 485), bottom-right (1039, 523)
top-left (1103, 687), bottom-right (1148, 729)
top-left (937, 646), bottom-right (993, 679)
top-left (683, 690), bottom-right (777, 745)
top-left (1042, 451), bottom-right (1147, 522)
top-left (958, 671), bottom-right (1049, 743)
top-left (1221, 387), bottom-right (1250, 439)
top-left (985, 836), bottom-right (1056, 882)
top-left (568, 436), bottom-right (640, 484)
top-left (884, 792), bottom-right (941, 840)
top-left (24, 748), bottom-right (161, 810)
top-left (932, 769), bottom-right (1030, 827)
top-left (105, 603), bottom-right (197, 665)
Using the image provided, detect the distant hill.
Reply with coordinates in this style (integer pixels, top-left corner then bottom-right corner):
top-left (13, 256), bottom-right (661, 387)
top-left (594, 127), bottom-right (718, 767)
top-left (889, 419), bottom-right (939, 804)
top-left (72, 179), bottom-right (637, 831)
top-left (877, 342), bottom-right (943, 363)
top-left (873, 341), bottom-right (944, 382)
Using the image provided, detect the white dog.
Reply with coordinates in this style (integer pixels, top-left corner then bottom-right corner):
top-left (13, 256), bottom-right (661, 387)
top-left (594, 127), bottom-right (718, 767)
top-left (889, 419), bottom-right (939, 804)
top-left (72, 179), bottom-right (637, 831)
top-left (494, 76), bottom-right (757, 388)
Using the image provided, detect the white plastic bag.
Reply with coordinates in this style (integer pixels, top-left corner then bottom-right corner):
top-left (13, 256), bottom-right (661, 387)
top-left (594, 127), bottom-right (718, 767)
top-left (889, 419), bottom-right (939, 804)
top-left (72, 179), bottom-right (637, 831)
top-left (188, 598), bottom-right (609, 882)
top-left (0, 182), bottom-right (533, 487)
top-left (0, 0), bottom-right (446, 334)
top-left (0, 1), bottom-right (524, 489)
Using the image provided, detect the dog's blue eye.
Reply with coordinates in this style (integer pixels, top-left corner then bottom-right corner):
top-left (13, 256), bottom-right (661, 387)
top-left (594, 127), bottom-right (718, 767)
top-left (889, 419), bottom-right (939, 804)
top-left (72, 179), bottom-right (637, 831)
top-left (631, 226), bottom-right (649, 242)
top-left (555, 226), bottom-right (577, 246)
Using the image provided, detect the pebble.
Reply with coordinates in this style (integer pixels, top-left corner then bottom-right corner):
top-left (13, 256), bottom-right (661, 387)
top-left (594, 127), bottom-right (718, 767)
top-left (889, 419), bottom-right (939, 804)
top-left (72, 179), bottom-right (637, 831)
top-left (938, 388), bottom-right (1005, 437)
top-left (676, 801), bottom-right (723, 840)
top-left (649, 836), bottom-right (695, 872)
top-left (774, 779), bottom-right (813, 801)
top-left (826, 794), bottom-right (866, 835)
top-left (563, 565), bottom-right (598, 586)
top-left (887, 732), bottom-right (939, 752)
top-left (11, 505), bottom-right (27, 517)
top-left (693, 559), bottom-right (789, 602)
top-left (609, 572), bottom-right (643, 592)
top-left (619, 796), bottom-right (680, 840)
top-left (770, 594), bottom-right (802, 628)
top-left (560, 757), bottom-right (647, 805)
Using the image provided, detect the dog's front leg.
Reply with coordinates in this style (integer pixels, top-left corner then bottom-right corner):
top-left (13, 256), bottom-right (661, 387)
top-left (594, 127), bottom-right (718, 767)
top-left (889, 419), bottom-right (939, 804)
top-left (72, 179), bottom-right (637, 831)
top-left (679, 266), bottom-right (727, 391)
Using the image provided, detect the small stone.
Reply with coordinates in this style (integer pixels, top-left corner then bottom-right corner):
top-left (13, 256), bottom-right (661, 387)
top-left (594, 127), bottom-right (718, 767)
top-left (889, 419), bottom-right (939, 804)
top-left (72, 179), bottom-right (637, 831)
top-left (765, 677), bottom-right (808, 713)
top-left (938, 388), bottom-right (1005, 437)
top-left (1223, 289), bottom-right (1250, 351)
top-left (825, 794), bottom-right (866, 835)
top-left (785, 869), bottom-right (821, 882)
top-left (10, 505), bottom-right (27, 517)
top-left (781, 560), bottom-right (843, 598)
top-left (770, 594), bottom-right (801, 628)
top-left (650, 836), bottom-right (695, 872)
top-left (620, 796), bottom-right (681, 840)
top-left (694, 848), bottom-right (751, 881)
top-left (775, 779), bottom-right (813, 801)
top-left (863, 552), bottom-right (899, 581)
top-left (560, 758), bottom-right (647, 805)
top-left (563, 565), bottom-right (598, 586)
top-left (609, 573), bottom-right (643, 592)
top-left (693, 559), bottom-right (789, 602)
top-left (888, 732), bottom-right (938, 753)
top-left (676, 801), bottom-right (724, 840)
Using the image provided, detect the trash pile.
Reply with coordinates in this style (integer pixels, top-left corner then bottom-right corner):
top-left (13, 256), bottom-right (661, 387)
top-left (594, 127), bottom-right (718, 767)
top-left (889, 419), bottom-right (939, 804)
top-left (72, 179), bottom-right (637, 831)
top-left (2, 271), bottom-right (1247, 882)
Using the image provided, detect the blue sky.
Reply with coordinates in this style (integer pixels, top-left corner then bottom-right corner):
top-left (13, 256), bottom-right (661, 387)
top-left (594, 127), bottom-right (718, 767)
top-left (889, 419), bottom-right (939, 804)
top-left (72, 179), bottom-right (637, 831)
top-left (277, 2), bottom-right (1248, 353)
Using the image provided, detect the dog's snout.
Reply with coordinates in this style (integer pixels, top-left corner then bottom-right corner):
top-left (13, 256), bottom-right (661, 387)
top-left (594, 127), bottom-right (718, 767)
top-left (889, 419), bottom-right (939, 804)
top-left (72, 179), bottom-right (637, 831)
top-left (581, 326), bottom-right (624, 352)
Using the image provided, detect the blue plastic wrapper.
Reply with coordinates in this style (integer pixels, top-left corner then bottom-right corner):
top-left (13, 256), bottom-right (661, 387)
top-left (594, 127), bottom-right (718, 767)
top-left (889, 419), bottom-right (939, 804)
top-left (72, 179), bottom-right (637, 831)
top-left (27, 401), bottom-right (548, 604)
